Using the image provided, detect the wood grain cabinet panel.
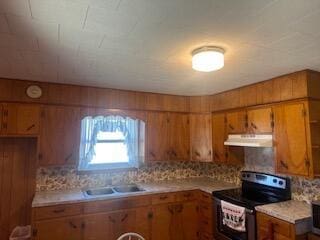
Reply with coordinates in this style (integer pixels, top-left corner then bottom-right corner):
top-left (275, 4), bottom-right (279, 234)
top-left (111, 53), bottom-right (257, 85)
top-left (190, 113), bottom-right (212, 162)
top-left (146, 112), bottom-right (168, 161)
top-left (226, 110), bottom-right (247, 134)
top-left (39, 105), bottom-right (81, 166)
top-left (247, 107), bottom-right (273, 133)
top-left (33, 216), bottom-right (83, 240)
top-left (1, 103), bottom-right (40, 136)
top-left (273, 102), bottom-right (310, 177)
top-left (167, 113), bottom-right (190, 161)
top-left (212, 113), bottom-right (227, 163)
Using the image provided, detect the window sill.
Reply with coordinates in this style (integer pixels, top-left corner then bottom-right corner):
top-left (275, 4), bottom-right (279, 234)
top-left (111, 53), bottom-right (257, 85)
top-left (77, 167), bottom-right (138, 175)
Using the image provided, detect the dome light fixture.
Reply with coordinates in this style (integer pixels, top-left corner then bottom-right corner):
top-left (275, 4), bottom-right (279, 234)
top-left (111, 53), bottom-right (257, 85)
top-left (192, 46), bottom-right (225, 72)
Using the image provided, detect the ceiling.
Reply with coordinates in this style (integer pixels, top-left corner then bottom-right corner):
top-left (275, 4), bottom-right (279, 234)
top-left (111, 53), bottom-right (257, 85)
top-left (0, 0), bottom-right (320, 96)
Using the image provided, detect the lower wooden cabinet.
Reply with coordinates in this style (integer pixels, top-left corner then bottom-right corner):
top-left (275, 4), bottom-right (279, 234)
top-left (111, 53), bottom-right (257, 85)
top-left (33, 216), bottom-right (84, 240)
top-left (32, 191), bottom-right (205, 240)
top-left (257, 212), bottom-right (306, 240)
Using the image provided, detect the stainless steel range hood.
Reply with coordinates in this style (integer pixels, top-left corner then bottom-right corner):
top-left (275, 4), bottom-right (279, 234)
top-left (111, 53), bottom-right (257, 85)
top-left (224, 134), bottom-right (273, 147)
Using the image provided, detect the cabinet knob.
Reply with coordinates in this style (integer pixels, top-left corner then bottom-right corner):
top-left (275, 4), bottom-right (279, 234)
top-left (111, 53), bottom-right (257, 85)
top-left (26, 124), bottom-right (36, 131)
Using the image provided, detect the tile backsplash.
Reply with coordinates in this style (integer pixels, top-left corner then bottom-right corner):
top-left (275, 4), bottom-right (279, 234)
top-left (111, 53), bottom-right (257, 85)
top-left (36, 148), bottom-right (320, 203)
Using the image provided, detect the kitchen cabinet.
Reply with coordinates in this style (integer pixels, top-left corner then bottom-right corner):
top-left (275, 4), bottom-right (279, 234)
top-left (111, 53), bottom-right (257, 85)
top-left (39, 105), bottom-right (81, 166)
top-left (0, 103), bottom-right (40, 136)
top-left (167, 113), bottom-right (190, 161)
top-left (33, 216), bottom-right (83, 240)
top-left (257, 212), bottom-right (306, 240)
top-left (146, 112), bottom-right (168, 161)
top-left (83, 208), bottom-right (151, 240)
top-left (247, 107), bottom-right (273, 133)
top-left (147, 112), bottom-right (190, 162)
top-left (198, 192), bottom-right (213, 239)
top-left (212, 113), bottom-right (244, 165)
top-left (151, 201), bottom-right (198, 240)
top-left (226, 110), bottom-right (247, 134)
top-left (273, 102), bottom-right (309, 177)
top-left (190, 113), bottom-right (212, 162)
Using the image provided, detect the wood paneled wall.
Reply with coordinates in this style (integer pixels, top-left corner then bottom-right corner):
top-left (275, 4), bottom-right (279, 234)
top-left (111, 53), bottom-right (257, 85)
top-left (1, 69), bottom-right (320, 113)
top-left (0, 138), bottom-right (37, 240)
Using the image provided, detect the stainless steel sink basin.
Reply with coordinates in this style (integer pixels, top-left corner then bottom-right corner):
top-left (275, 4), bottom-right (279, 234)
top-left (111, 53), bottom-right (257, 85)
top-left (84, 187), bottom-right (115, 196)
top-left (113, 184), bottom-right (145, 193)
top-left (83, 184), bottom-right (145, 197)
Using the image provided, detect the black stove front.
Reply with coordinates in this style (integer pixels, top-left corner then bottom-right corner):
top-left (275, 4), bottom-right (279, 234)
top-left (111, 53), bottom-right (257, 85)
top-left (212, 171), bottom-right (291, 240)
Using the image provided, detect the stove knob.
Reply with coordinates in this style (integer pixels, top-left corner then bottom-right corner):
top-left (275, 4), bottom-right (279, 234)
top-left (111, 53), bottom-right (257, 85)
top-left (273, 179), bottom-right (277, 183)
top-left (242, 174), bottom-right (246, 178)
top-left (246, 174), bottom-right (250, 178)
top-left (278, 180), bottom-right (284, 185)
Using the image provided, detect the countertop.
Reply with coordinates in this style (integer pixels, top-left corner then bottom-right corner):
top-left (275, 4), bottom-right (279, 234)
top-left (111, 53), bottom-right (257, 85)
top-left (255, 200), bottom-right (312, 234)
top-left (32, 177), bottom-right (238, 208)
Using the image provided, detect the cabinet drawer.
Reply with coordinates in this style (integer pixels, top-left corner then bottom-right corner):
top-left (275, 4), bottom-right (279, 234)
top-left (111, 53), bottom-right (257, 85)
top-left (257, 212), bottom-right (293, 238)
top-left (34, 204), bottom-right (83, 220)
top-left (176, 190), bottom-right (197, 202)
top-left (198, 191), bottom-right (212, 204)
top-left (84, 196), bottom-right (150, 214)
top-left (151, 193), bottom-right (176, 205)
top-left (199, 216), bottom-right (213, 234)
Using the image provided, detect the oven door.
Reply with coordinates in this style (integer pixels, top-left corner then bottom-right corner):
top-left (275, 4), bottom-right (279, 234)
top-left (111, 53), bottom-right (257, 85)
top-left (213, 198), bottom-right (256, 240)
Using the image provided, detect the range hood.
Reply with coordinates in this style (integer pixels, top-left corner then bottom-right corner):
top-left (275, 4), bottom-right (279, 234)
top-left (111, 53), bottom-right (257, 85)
top-left (224, 134), bottom-right (273, 147)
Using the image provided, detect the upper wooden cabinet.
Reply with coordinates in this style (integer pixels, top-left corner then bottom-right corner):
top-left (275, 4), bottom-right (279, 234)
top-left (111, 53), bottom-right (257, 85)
top-left (146, 112), bottom-right (190, 162)
top-left (247, 107), bottom-right (273, 133)
top-left (167, 113), bottom-right (190, 161)
top-left (190, 113), bottom-right (212, 162)
top-left (0, 103), bottom-right (40, 136)
top-left (39, 105), bottom-right (81, 166)
top-left (273, 101), bottom-right (320, 178)
top-left (212, 113), bottom-right (227, 163)
top-left (146, 112), bottom-right (168, 161)
top-left (226, 110), bottom-right (247, 134)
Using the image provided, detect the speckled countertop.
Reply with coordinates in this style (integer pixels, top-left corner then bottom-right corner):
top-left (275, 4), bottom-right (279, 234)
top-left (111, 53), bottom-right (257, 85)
top-left (32, 177), bottom-right (238, 207)
top-left (255, 200), bottom-right (312, 234)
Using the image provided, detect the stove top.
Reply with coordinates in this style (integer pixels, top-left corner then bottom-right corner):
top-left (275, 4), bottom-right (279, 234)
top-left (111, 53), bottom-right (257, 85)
top-left (212, 171), bottom-right (291, 210)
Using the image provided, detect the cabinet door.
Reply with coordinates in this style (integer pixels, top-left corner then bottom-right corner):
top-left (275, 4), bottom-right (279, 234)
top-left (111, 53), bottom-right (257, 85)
top-left (82, 213), bottom-right (109, 240)
top-left (247, 107), bottom-right (273, 133)
top-left (190, 114), bottom-right (212, 162)
top-left (167, 113), bottom-right (190, 161)
top-left (274, 103), bottom-right (309, 176)
top-left (2, 103), bottom-right (40, 135)
top-left (151, 204), bottom-right (176, 240)
top-left (146, 112), bottom-right (168, 161)
top-left (226, 110), bottom-right (247, 134)
top-left (179, 201), bottom-right (198, 240)
top-left (212, 113), bottom-right (227, 163)
top-left (39, 105), bottom-right (81, 166)
top-left (34, 216), bottom-right (83, 240)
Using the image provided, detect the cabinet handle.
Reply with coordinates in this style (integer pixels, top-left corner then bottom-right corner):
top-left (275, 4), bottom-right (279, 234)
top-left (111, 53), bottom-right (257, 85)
top-left (3, 109), bottom-right (8, 117)
top-left (159, 195), bottom-right (168, 200)
top-left (149, 151), bottom-right (156, 157)
top-left (121, 214), bottom-right (128, 222)
top-left (172, 150), bottom-right (177, 157)
top-left (65, 153), bottom-right (73, 162)
top-left (26, 124), bottom-right (36, 131)
top-left (69, 221), bottom-right (77, 229)
top-left (280, 160), bottom-right (288, 169)
top-left (168, 205), bottom-right (174, 214)
top-left (228, 124), bottom-right (234, 130)
top-left (2, 122), bottom-right (7, 129)
top-left (108, 216), bottom-right (116, 223)
top-left (148, 212), bottom-right (153, 219)
top-left (251, 122), bottom-right (257, 129)
top-left (208, 150), bottom-right (212, 156)
top-left (214, 151), bottom-right (219, 159)
top-left (53, 209), bottom-right (65, 214)
top-left (81, 222), bottom-right (86, 229)
top-left (194, 150), bottom-right (201, 157)
top-left (175, 204), bottom-right (183, 213)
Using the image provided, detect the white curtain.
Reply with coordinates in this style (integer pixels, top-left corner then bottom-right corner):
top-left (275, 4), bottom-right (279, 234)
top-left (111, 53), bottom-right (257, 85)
top-left (79, 115), bottom-right (141, 170)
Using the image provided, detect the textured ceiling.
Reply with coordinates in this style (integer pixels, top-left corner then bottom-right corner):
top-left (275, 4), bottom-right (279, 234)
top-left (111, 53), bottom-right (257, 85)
top-left (0, 0), bottom-right (320, 95)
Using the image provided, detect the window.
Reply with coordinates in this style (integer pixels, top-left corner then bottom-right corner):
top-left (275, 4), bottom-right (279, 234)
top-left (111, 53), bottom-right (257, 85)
top-left (78, 115), bottom-right (145, 171)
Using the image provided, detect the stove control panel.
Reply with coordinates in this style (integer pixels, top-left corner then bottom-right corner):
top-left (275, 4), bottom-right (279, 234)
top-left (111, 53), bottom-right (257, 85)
top-left (241, 171), bottom-right (287, 189)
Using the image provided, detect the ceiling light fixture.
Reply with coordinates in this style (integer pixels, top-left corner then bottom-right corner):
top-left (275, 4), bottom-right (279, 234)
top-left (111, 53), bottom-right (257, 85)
top-left (192, 46), bottom-right (225, 72)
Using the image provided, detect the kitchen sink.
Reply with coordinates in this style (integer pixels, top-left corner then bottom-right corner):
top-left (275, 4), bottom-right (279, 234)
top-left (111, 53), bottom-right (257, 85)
top-left (113, 184), bottom-right (145, 193)
top-left (84, 187), bottom-right (115, 196)
top-left (83, 184), bottom-right (145, 197)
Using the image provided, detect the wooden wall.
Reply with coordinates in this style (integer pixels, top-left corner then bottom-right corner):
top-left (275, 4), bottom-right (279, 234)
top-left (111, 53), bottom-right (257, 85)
top-left (0, 138), bottom-right (37, 240)
top-left (1, 69), bottom-right (319, 114)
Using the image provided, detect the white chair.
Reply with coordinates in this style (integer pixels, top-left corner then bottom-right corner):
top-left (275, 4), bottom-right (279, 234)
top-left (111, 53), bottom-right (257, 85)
top-left (117, 233), bottom-right (145, 240)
